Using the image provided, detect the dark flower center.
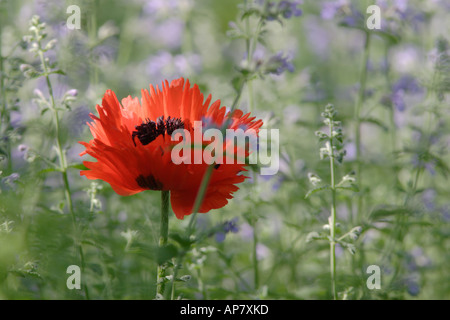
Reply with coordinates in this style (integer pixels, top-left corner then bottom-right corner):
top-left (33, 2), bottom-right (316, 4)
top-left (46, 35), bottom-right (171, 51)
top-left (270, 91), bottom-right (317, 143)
top-left (136, 174), bottom-right (164, 190)
top-left (132, 116), bottom-right (184, 146)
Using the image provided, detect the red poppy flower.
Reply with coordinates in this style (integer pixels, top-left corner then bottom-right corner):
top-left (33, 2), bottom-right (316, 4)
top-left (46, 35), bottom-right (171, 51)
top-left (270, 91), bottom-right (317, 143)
top-left (79, 78), bottom-right (263, 219)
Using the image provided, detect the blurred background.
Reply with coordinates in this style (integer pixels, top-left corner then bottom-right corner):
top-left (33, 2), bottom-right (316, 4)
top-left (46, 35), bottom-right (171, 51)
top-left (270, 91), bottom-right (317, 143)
top-left (0, 0), bottom-right (449, 299)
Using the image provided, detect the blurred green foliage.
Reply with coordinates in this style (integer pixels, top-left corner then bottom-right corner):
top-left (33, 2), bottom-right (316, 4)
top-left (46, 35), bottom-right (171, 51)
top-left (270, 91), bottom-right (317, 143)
top-left (0, 0), bottom-right (449, 300)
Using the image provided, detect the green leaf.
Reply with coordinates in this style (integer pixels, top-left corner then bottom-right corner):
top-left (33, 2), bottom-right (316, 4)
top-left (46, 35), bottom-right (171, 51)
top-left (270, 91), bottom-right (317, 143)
top-left (371, 29), bottom-right (401, 44)
top-left (68, 163), bottom-right (88, 171)
top-left (369, 205), bottom-right (408, 221)
top-left (360, 117), bottom-right (389, 132)
top-left (283, 221), bottom-right (303, 231)
top-left (429, 152), bottom-right (450, 177)
top-left (305, 185), bottom-right (331, 199)
top-left (241, 8), bottom-right (262, 20)
top-left (336, 184), bottom-right (359, 193)
top-left (169, 233), bottom-right (194, 250)
top-left (48, 69), bottom-right (66, 76)
top-left (0, 146), bottom-right (7, 157)
top-left (38, 167), bottom-right (62, 175)
top-left (177, 275), bottom-right (191, 282)
top-left (306, 231), bottom-right (325, 243)
top-left (231, 76), bottom-right (245, 94)
top-left (9, 269), bottom-right (42, 279)
top-left (157, 244), bottom-right (178, 265)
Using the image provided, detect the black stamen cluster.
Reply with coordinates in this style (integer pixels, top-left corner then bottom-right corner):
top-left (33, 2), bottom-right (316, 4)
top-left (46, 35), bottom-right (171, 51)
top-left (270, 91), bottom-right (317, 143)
top-left (136, 174), bottom-right (164, 190)
top-left (132, 116), bottom-right (184, 146)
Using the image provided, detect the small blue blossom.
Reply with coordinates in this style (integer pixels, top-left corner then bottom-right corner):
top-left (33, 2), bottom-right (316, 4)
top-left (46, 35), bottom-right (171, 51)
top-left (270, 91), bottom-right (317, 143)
top-left (278, 1), bottom-right (303, 19)
top-left (406, 280), bottom-right (420, 296)
top-left (422, 189), bottom-right (436, 211)
top-left (320, 0), bottom-right (349, 20)
top-left (265, 51), bottom-right (295, 75)
top-left (215, 218), bottom-right (239, 243)
top-left (1, 173), bottom-right (20, 190)
top-left (223, 218), bottom-right (239, 233)
top-left (340, 9), bottom-right (365, 28)
top-left (390, 75), bottom-right (423, 111)
top-left (440, 205), bottom-right (450, 222)
top-left (392, 75), bottom-right (422, 94)
top-left (265, 0), bottom-right (302, 21)
top-left (391, 90), bottom-right (406, 111)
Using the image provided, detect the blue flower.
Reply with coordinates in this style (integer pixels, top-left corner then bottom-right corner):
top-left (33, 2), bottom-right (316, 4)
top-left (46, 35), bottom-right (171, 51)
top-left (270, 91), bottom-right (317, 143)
top-left (265, 52), bottom-right (295, 75)
top-left (422, 189), bottom-right (436, 211)
top-left (223, 218), bottom-right (240, 233)
top-left (266, 1), bottom-right (302, 21)
top-left (1, 173), bottom-right (20, 190)
top-left (215, 218), bottom-right (239, 243)
top-left (320, 0), bottom-right (349, 20)
top-left (392, 75), bottom-right (422, 94)
top-left (406, 280), bottom-right (420, 296)
top-left (278, 1), bottom-right (303, 19)
top-left (390, 75), bottom-right (423, 111)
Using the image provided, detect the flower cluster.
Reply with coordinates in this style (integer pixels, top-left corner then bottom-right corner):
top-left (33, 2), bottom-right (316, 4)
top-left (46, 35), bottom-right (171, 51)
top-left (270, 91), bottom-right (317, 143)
top-left (266, 1), bottom-right (303, 20)
top-left (390, 75), bottom-right (423, 111)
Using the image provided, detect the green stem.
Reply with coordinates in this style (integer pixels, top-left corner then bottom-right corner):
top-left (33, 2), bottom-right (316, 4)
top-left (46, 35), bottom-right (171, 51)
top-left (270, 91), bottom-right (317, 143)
top-left (170, 255), bottom-right (181, 300)
top-left (252, 221), bottom-right (259, 290)
top-left (186, 164), bottom-right (215, 234)
top-left (157, 190), bottom-right (170, 297)
top-left (88, 0), bottom-right (98, 86)
top-left (245, 6), bottom-right (253, 113)
top-left (247, 80), bottom-right (254, 113)
top-left (352, 34), bottom-right (371, 294)
top-left (243, 12), bottom-right (262, 289)
top-left (196, 267), bottom-right (207, 299)
top-left (175, 76), bottom-right (247, 299)
top-left (383, 43), bottom-right (397, 157)
top-left (187, 78), bottom-right (246, 232)
top-left (36, 44), bottom-right (90, 299)
top-left (0, 18), bottom-right (12, 173)
top-left (244, 14), bottom-right (263, 114)
top-left (385, 66), bottom-right (437, 286)
top-left (329, 126), bottom-right (338, 300)
top-left (354, 32), bottom-right (371, 222)
top-left (0, 11), bottom-right (4, 119)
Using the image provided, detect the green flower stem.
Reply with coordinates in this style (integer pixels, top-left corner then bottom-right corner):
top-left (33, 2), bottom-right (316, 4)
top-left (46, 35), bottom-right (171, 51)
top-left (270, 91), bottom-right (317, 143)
top-left (387, 72), bottom-right (436, 287)
top-left (169, 258), bottom-right (180, 300)
top-left (354, 32), bottom-right (371, 222)
top-left (173, 11), bottom-right (255, 294)
top-left (252, 221), bottom-right (260, 289)
top-left (245, 14), bottom-right (263, 114)
top-left (88, 0), bottom-right (98, 86)
top-left (36, 42), bottom-right (90, 300)
top-left (0, 18), bottom-right (12, 173)
top-left (157, 190), bottom-right (170, 297)
top-left (187, 164), bottom-right (215, 232)
top-left (329, 123), bottom-right (338, 300)
top-left (383, 43), bottom-right (397, 157)
top-left (171, 75), bottom-right (247, 299)
top-left (243, 12), bottom-right (263, 290)
top-left (187, 77), bottom-right (246, 231)
top-left (247, 80), bottom-right (254, 113)
top-left (37, 50), bottom-right (73, 222)
top-left (351, 33), bottom-right (371, 294)
top-left (245, 5), bottom-right (253, 113)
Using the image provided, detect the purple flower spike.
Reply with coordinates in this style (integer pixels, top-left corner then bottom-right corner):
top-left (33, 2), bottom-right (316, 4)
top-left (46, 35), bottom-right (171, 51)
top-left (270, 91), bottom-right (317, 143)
top-left (266, 52), bottom-right (295, 75)
top-left (279, 1), bottom-right (303, 19)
